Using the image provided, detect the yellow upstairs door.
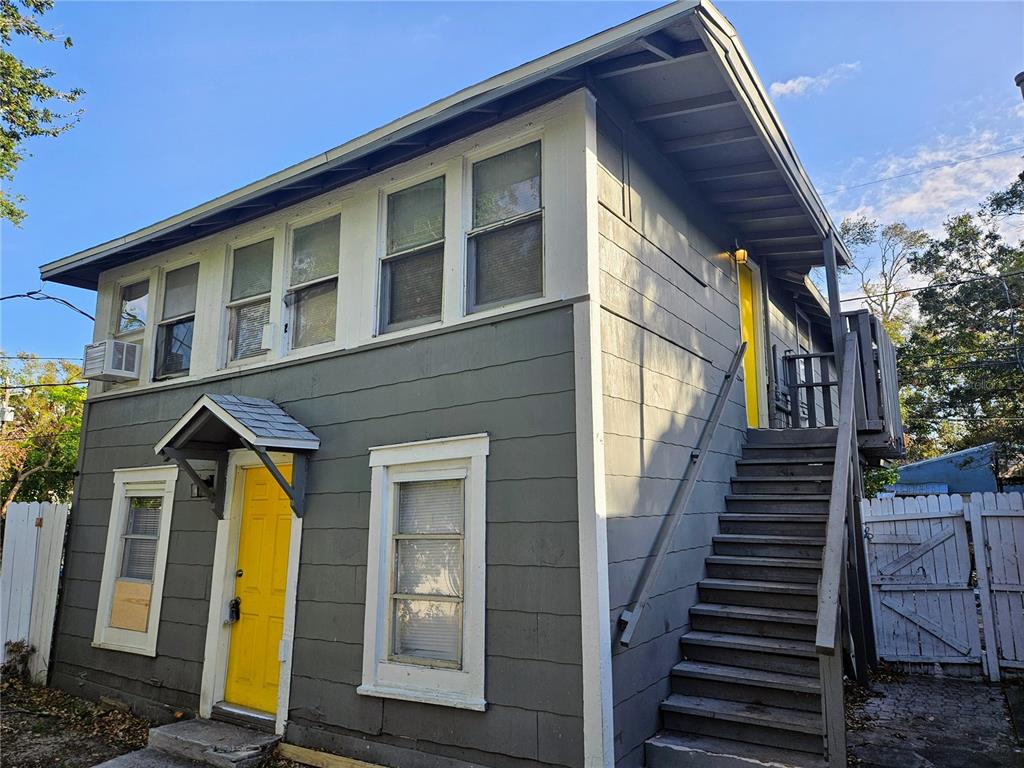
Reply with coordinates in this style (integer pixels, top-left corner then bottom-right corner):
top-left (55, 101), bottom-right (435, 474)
top-left (738, 263), bottom-right (761, 428)
top-left (224, 464), bottom-right (293, 714)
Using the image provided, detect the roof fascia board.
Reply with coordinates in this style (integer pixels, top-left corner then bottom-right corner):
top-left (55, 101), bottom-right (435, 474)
top-left (693, 1), bottom-right (851, 267)
top-left (41, 1), bottom-right (699, 284)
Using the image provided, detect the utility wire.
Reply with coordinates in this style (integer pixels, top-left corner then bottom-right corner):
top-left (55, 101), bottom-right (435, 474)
top-left (0, 356), bottom-right (80, 361)
top-left (840, 270), bottom-right (1024, 303)
top-left (821, 145), bottom-right (1024, 197)
top-left (0, 291), bottom-right (94, 321)
top-left (0, 382), bottom-right (87, 389)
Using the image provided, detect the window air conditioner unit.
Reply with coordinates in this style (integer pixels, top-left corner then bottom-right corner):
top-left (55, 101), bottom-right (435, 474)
top-left (82, 339), bottom-right (141, 382)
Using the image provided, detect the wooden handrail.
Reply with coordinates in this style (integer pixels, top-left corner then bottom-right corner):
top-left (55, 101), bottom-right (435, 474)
top-left (616, 341), bottom-right (746, 647)
top-left (815, 333), bottom-right (860, 655)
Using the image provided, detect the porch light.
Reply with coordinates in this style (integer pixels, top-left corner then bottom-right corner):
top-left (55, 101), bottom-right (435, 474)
top-left (734, 248), bottom-right (749, 265)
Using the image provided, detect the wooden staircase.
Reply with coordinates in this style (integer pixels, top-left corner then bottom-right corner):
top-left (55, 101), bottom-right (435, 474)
top-left (645, 428), bottom-right (840, 768)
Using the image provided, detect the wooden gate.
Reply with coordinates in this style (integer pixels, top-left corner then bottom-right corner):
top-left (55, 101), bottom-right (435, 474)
top-left (969, 492), bottom-right (1024, 680)
top-left (862, 495), bottom-right (983, 666)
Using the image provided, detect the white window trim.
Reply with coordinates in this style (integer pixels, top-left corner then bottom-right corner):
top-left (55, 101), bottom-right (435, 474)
top-left (93, 465), bottom-right (178, 656)
top-left (284, 208), bottom-right (343, 353)
top-left (153, 261), bottom-right (200, 380)
top-left (225, 233), bottom-right (278, 365)
top-left (359, 433), bottom-right (488, 711)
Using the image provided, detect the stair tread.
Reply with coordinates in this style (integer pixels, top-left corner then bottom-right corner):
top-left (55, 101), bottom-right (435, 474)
top-left (681, 630), bottom-right (817, 658)
top-left (727, 494), bottom-right (830, 502)
top-left (732, 475), bottom-right (834, 482)
top-left (671, 659), bottom-right (821, 693)
top-left (661, 694), bottom-right (824, 735)
top-left (691, 602), bottom-right (817, 624)
top-left (714, 534), bottom-right (825, 545)
top-left (700, 578), bottom-right (817, 595)
top-left (647, 731), bottom-right (828, 768)
top-left (706, 555), bottom-right (822, 569)
top-left (737, 457), bottom-right (834, 465)
top-left (720, 513), bottom-right (828, 521)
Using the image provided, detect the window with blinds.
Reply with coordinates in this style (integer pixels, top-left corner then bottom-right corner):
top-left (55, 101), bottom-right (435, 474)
top-left (155, 263), bottom-right (198, 379)
top-left (229, 238), bottom-right (274, 361)
top-left (380, 176), bottom-right (445, 332)
top-left (288, 214), bottom-right (340, 349)
top-left (467, 142), bottom-right (543, 312)
top-left (120, 496), bottom-right (162, 580)
top-left (390, 479), bottom-right (465, 666)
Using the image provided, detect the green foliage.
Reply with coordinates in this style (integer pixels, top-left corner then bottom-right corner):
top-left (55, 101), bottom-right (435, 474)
top-left (897, 175), bottom-right (1024, 465)
top-left (864, 465), bottom-right (900, 498)
top-left (0, 353), bottom-right (85, 514)
top-left (1, 0), bottom-right (83, 225)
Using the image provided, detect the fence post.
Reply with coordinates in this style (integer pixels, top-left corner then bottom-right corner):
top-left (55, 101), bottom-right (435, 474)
top-left (27, 502), bottom-right (70, 683)
top-left (968, 493), bottom-right (1000, 682)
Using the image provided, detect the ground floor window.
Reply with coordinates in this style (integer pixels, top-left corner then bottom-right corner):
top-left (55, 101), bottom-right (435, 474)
top-left (359, 433), bottom-right (488, 710)
top-left (92, 465), bottom-right (177, 656)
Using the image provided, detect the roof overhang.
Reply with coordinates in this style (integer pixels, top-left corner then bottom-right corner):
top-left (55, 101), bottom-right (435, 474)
top-left (41, 0), bottom-right (849, 289)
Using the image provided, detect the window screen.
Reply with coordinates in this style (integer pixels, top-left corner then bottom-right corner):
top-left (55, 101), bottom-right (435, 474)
top-left (291, 280), bottom-right (337, 349)
top-left (391, 479), bottom-right (464, 665)
top-left (468, 142), bottom-right (542, 311)
top-left (162, 264), bottom-right (199, 319)
top-left (381, 177), bottom-right (445, 332)
top-left (117, 281), bottom-right (149, 335)
top-left (229, 239), bottom-right (274, 360)
top-left (231, 239), bottom-right (274, 302)
top-left (288, 216), bottom-right (339, 349)
top-left (232, 299), bottom-right (271, 360)
top-left (120, 496), bottom-right (162, 581)
top-left (291, 215), bottom-right (340, 286)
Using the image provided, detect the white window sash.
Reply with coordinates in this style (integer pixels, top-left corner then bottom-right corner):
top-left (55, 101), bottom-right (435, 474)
top-left (93, 466), bottom-right (178, 656)
top-left (359, 434), bottom-right (488, 710)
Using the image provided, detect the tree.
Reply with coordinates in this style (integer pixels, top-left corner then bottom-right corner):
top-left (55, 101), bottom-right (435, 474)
top-left (1, 0), bottom-right (83, 225)
top-left (839, 216), bottom-right (929, 342)
top-left (897, 177), bottom-right (1024, 465)
top-left (0, 354), bottom-right (85, 516)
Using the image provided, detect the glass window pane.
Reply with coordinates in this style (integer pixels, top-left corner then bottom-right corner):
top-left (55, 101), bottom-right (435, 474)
top-left (392, 599), bottom-right (460, 663)
top-left (292, 280), bottom-right (337, 349)
top-left (155, 319), bottom-right (193, 377)
top-left (470, 217), bottom-right (542, 308)
top-left (396, 540), bottom-right (462, 597)
top-left (126, 496), bottom-right (161, 536)
top-left (387, 177), bottom-right (445, 254)
top-left (291, 215), bottom-right (340, 286)
top-left (121, 538), bottom-right (157, 580)
top-left (163, 263), bottom-right (199, 319)
top-left (232, 299), bottom-right (270, 360)
top-left (382, 246), bottom-right (443, 329)
top-left (398, 479), bottom-right (463, 534)
top-left (472, 142), bottom-right (541, 228)
top-left (231, 239), bottom-right (274, 301)
top-left (118, 280), bottom-right (149, 334)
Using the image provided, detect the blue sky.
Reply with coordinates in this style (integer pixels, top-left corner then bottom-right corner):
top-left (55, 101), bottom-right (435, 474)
top-left (2, 1), bottom-right (1021, 358)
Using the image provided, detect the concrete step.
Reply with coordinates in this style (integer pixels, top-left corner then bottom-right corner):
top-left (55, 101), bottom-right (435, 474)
top-left (93, 748), bottom-right (205, 768)
top-left (148, 719), bottom-right (280, 768)
top-left (746, 428), bottom-right (837, 446)
top-left (646, 731), bottom-right (828, 768)
top-left (680, 630), bottom-right (818, 676)
top-left (690, 602), bottom-right (817, 642)
top-left (742, 445), bottom-right (837, 461)
top-left (660, 694), bottom-right (824, 753)
top-left (705, 555), bottom-right (822, 584)
top-left (670, 660), bottom-right (821, 712)
top-left (713, 534), bottom-right (824, 560)
top-left (734, 458), bottom-right (835, 478)
top-left (730, 476), bottom-right (833, 495)
top-left (698, 578), bottom-right (818, 612)
top-left (725, 495), bottom-right (830, 514)
top-left (718, 514), bottom-right (828, 537)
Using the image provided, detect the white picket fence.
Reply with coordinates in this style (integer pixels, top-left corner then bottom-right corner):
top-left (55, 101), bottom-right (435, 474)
top-left (0, 502), bottom-right (69, 683)
top-left (862, 492), bottom-right (1024, 680)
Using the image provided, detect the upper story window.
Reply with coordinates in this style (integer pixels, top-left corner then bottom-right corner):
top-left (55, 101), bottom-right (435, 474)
top-left (228, 238), bottom-right (274, 361)
top-left (116, 280), bottom-right (149, 337)
top-left (380, 177), bottom-right (445, 333)
top-left (287, 214), bottom-right (340, 349)
top-left (467, 142), bottom-right (542, 312)
top-left (154, 263), bottom-right (198, 379)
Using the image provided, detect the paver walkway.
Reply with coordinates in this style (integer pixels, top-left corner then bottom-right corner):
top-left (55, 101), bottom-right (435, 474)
top-left (847, 674), bottom-right (1023, 768)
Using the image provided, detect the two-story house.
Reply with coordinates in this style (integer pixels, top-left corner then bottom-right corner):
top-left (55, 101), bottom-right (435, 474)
top-left (39, 3), bottom-right (902, 768)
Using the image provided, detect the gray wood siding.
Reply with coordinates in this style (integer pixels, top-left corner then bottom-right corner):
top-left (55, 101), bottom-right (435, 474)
top-left (51, 307), bottom-right (584, 768)
top-left (595, 121), bottom-right (746, 768)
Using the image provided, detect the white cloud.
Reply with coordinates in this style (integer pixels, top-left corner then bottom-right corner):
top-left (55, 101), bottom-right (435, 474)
top-left (769, 62), bottom-right (861, 99)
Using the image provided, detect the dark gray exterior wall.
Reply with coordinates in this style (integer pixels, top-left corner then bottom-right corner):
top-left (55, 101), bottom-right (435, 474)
top-left (51, 306), bottom-right (585, 768)
top-left (594, 105), bottom-right (747, 768)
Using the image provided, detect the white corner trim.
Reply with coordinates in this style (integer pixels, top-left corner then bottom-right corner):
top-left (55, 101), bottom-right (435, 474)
top-left (575, 89), bottom-right (615, 768)
top-left (360, 433), bottom-right (488, 710)
top-left (92, 465), bottom-right (179, 657)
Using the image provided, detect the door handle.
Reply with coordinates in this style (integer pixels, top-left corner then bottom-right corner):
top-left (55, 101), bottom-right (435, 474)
top-left (227, 596), bottom-right (241, 624)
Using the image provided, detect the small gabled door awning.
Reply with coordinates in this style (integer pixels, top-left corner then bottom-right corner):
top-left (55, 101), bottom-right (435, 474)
top-left (154, 394), bottom-right (320, 518)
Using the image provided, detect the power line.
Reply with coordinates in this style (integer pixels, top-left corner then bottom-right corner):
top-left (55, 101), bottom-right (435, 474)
top-left (0, 382), bottom-right (87, 390)
top-left (906, 362), bottom-right (1019, 373)
top-left (840, 270), bottom-right (1024, 303)
top-left (821, 145), bottom-right (1024, 197)
top-left (0, 291), bottom-right (94, 321)
top-left (0, 356), bottom-right (81, 361)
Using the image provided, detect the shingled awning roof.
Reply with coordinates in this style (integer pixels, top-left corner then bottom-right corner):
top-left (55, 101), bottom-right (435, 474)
top-left (154, 394), bottom-right (318, 517)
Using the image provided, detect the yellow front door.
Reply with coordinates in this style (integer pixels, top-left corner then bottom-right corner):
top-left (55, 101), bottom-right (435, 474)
top-left (738, 263), bottom-right (762, 428)
top-left (224, 465), bottom-right (292, 714)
